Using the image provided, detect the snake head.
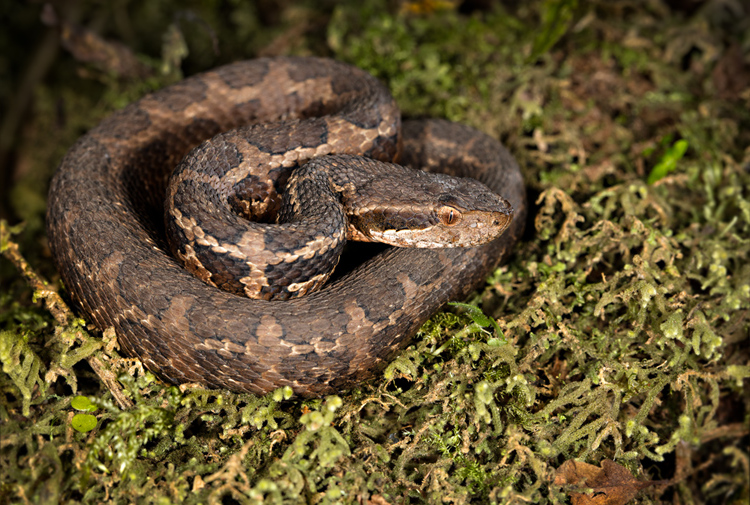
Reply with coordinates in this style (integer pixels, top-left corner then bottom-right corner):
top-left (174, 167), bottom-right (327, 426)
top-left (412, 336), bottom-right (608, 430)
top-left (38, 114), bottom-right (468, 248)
top-left (344, 163), bottom-right (515, 248)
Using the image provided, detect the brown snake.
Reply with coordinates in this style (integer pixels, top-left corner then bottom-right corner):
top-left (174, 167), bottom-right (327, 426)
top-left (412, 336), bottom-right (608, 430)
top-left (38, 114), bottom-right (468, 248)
top-left (46, 57), bottom-right (526, 396)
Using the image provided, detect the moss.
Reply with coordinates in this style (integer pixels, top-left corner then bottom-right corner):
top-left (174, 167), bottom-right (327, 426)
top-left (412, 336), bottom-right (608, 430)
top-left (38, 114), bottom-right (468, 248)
top-left (1, 1), bottom-right (749, 504)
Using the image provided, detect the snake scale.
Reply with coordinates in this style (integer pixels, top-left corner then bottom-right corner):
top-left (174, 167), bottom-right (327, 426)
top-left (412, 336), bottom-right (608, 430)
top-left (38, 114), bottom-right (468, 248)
top-left (46, 57), bottom-right (526, 396)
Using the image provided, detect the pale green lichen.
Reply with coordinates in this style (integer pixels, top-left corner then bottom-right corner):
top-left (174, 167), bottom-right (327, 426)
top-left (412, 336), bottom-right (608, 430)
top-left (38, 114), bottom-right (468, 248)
top-left (0, 330), bottom-right (46, 416)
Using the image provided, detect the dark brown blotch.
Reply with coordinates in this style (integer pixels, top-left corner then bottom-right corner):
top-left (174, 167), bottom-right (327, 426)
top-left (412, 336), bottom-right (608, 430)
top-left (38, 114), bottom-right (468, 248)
top-left (217, 59), bottom-right (270, 89)
top-left (154, 78), bottom-right (209, 112)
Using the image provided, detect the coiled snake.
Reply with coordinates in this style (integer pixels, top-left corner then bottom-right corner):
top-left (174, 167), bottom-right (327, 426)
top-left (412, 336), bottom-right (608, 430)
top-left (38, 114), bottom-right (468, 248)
top-left (46, 57), bottom-right (526, 396)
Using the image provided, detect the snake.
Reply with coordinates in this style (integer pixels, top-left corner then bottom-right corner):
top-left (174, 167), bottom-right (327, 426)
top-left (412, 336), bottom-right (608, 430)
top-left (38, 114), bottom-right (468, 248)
top-left (46, 56), bottom-right (526, 396)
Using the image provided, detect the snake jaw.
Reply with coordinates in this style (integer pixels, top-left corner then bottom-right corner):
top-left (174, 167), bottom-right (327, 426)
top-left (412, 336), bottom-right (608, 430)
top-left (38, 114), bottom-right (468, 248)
top-left (366, 204), bottom-right (514, 248)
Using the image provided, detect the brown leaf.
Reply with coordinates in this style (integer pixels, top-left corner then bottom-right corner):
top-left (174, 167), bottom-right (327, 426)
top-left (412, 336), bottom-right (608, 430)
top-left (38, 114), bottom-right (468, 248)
top-left (554, 459), bottom-right (661, 505)
top-left (366, 495), bottom-right (392, 505)
top-left (41, 4), bottom-right (152, 79)
top-left (712, 44), bottom-right (750, 100)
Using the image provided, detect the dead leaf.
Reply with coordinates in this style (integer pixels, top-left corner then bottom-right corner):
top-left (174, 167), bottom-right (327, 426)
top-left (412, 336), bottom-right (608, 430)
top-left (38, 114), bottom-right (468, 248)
top-left (41, 4), bottom-right (152, 79)
top-left (712, 44), bottom-right (750, 100)
top-left (554, 459), bottom-right (663, 505)
top-left (365, 495), bottom-right (392, 505)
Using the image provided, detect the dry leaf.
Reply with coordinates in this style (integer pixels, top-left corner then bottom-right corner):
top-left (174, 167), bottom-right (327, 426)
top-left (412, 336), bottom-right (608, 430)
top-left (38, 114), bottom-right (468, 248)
top-left (41, 4), bottom-right (152, 79)
top-left (712, 43), bottom-right (750, 100)
top-left (554, 459), bottom-right (662, 505)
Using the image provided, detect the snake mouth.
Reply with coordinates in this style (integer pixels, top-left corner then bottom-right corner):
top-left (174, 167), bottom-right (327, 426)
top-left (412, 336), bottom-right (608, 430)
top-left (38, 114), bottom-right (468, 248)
top-left (367, 206), bottom-right (513, 248)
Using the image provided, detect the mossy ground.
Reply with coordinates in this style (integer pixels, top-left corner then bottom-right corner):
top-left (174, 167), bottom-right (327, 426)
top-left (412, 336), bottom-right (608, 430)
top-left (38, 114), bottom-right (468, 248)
top-left (1, 1), bottom-right (748, 504)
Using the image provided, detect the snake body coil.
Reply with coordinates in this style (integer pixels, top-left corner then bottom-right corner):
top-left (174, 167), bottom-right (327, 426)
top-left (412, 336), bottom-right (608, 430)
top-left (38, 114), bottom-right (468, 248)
top-left (46, 57), bottom-right (526, 396)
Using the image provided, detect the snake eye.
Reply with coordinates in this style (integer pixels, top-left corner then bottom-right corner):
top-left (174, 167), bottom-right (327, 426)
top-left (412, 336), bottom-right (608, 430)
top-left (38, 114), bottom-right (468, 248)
top-left (438, 206), bottom-right (461, 226)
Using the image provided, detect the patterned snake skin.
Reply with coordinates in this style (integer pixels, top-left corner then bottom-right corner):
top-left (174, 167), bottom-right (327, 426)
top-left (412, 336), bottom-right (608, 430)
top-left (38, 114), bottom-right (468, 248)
top-left (46, 57), bottom-right (526, 396)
